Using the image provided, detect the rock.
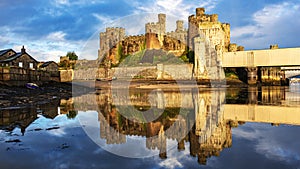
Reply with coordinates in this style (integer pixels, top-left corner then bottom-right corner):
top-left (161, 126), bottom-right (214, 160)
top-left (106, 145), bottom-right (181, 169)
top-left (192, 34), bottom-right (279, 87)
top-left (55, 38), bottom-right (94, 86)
top-left (5, 139), bottom-right (21, 143)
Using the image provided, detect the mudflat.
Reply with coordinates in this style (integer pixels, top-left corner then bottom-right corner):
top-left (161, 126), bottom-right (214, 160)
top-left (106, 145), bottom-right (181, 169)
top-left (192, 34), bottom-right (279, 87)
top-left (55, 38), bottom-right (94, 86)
top-left (0, 82), bottom-right (73, 109)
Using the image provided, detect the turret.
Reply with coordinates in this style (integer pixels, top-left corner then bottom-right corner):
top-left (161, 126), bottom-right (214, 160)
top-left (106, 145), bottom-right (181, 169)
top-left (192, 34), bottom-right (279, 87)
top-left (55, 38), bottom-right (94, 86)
top-left (176, 20), bottom-right (184, 32)
top-left (196, 7), bottom-right (205, 16)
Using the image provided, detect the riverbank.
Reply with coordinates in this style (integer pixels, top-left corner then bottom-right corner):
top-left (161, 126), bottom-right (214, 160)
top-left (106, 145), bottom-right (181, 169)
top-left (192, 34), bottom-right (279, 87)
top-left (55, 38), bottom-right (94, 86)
top-left (0, 82), bottom-right (73, 109)
top-left (0, 78), bottom-right (247, 109)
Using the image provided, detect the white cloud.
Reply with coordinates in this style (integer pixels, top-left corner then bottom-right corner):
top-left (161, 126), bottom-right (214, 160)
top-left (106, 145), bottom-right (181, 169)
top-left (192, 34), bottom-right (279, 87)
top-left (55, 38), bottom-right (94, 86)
top-left (53, 0), bottom-right (106, 7)
top-left (0, 29), bottom-right (88, 62)
top-left (104, 0), bottom-right (219, 36)
top-left (231, 2), bottom-right (300, 49)
top-left (157, 141), bottom-right (193, 169)
top-left (54, 0), bottom-right (70, 6)
top-left (92, 13), bottom-right (115, 25)
top-left (42, 8), bottom-right (64, 17)
top-left (74, 0), bottom-right (106, 5)
top-left (128, 0), bottom-right (218, 21)
top-left (46, 31), bottom-right (67, 41)
top-left (233, 124), bottom-right (300, 164)
top-left (159, 157), bottom-right (183, 169)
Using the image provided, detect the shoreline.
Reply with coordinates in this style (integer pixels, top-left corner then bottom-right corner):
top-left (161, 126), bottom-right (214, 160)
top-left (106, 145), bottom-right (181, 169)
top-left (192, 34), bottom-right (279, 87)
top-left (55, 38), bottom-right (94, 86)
top-left (0, 81), bottom-right (73, 109)
top-left (94, 77), bottom-right (248, 89)
top-left (0, 78), bottom-right (257, 109)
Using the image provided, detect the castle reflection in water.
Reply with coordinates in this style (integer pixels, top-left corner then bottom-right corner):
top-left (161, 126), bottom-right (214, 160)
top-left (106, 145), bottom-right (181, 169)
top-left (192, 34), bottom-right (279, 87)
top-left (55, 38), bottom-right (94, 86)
top-left (1, 86), bottom-right (300, 164)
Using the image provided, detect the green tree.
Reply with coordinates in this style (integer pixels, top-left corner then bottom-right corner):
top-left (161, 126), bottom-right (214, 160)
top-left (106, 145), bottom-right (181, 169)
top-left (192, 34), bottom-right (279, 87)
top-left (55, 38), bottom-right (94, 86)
top-left (66, 51), bottom-right (78, 60)
top-left (66, 110), bottom-right (78, 119)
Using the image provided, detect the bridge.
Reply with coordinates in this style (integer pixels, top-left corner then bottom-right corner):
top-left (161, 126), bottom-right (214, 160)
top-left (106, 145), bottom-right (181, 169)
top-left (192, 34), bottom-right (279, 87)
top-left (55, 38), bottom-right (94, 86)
top-left (222, 47), bottom-right (300, 67)
top-left (221, 47), bottom-right (300, 85)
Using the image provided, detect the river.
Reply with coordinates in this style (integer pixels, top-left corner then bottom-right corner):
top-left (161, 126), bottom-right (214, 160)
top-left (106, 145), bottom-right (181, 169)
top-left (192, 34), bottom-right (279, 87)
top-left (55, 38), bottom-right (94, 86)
top-left (0, 85), bottom-right (300, 169)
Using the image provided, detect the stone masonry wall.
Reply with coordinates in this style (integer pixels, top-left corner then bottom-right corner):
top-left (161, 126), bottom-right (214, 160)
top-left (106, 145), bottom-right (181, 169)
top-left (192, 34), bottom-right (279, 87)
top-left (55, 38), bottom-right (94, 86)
top-left (0, 67), bottom-right (50, 86)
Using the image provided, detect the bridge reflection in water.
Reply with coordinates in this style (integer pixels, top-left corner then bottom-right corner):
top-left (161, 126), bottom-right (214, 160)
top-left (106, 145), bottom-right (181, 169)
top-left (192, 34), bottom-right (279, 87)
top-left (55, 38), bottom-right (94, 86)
top-left (1, 86), bottom-right (300, 165)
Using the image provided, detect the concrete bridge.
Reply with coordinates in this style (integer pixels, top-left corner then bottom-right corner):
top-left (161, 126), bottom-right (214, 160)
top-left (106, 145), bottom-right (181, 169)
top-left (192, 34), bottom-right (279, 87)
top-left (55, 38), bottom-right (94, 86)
top-left (281, 67), bottom-right (300, 79)
top-left (221, 47), bottom-right (300, 85)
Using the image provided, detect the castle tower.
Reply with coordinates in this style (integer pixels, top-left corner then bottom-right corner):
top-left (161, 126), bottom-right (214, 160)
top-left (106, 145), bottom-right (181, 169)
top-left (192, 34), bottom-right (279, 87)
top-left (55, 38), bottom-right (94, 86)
top-left (158, 13), bottom-right (166, 35)
top-left (98, 27), bottom-right (126, 60)
top-left (176, 20), bottom-right (184, 32)
top-left (145, 14), bottom-right (166, 35)
top-left (188, 7), bottom-right (230, 55)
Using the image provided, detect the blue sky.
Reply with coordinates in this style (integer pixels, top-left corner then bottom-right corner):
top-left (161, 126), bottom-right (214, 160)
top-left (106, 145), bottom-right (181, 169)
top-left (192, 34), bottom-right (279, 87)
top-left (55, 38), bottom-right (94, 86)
top-left (1, 0), bottom-right (300, 62)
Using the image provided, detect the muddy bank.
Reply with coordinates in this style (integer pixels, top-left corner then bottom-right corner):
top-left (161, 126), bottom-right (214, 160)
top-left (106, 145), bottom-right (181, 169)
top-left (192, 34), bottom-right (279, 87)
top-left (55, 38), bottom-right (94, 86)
top-left (0, 82), bottom-right (75, 109)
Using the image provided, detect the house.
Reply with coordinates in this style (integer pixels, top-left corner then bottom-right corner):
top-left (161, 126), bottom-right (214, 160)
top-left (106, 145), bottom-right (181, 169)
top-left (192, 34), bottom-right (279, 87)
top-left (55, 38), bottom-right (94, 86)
top-left (0, 49), bottom-right (16, 60)
top-left (0, 46), bottom-right (38, 69)
top-left (38, 61), bottom-right (59, 72)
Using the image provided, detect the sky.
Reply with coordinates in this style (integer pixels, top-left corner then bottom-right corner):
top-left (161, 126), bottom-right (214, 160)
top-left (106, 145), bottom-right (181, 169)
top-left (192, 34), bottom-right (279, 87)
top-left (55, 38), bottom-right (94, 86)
top-left (0, 0), bottom-right (300, 62)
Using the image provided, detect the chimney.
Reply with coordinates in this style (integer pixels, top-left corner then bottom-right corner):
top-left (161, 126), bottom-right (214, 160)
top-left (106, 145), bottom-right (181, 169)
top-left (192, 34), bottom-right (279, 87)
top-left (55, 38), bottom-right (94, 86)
top-left (21, 45), bottom-right (26, 54)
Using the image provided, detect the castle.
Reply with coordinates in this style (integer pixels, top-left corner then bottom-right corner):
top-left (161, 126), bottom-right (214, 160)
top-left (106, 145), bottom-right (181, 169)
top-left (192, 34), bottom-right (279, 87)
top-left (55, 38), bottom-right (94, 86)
top-left (97, 7), bottom-right (243, 81)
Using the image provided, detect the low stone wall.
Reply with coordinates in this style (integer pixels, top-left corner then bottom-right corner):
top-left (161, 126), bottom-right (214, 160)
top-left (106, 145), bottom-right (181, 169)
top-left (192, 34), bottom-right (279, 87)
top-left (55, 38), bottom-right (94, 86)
top-left (113, 66), bottom-right (157, 79)
top-left (113, 64), bottom-right (193, 80)
top-left (157, 64), bottom-right (193, 80)
top-left (71, 64), bottom-right (194, 81)
top-left (74, 68), bottom-right (98, 80)
top-left (0, 67), bottom-right (51, 86)
top-left (59, 69), bottom-right (73, 82)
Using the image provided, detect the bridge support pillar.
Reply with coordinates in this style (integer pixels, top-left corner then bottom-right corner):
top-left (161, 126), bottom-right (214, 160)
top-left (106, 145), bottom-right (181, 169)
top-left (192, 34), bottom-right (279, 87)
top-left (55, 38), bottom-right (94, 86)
top-left (246, 67), bottom-right (258, 85)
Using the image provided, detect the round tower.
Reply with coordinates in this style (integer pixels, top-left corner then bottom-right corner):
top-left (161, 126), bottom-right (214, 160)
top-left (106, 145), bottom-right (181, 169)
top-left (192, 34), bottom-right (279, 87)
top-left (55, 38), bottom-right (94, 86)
top-left (158, 13), bottom-right (166, 34)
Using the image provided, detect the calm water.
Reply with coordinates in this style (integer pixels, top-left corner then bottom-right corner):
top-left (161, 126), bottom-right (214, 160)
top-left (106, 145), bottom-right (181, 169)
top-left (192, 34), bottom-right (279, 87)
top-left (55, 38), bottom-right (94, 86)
top-left (1, 86), bottom-right (300, 169)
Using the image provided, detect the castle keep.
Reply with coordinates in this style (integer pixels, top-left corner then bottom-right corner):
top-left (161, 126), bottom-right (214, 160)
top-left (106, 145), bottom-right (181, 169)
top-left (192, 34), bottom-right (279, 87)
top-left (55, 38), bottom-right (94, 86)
top-left (97, 7), bottom-right (241, 81)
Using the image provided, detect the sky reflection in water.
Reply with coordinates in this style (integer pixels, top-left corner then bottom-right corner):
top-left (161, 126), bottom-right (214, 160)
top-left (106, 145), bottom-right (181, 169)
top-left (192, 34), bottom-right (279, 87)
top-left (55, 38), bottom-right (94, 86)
top-left (1, 87), bottom-right (300, 169)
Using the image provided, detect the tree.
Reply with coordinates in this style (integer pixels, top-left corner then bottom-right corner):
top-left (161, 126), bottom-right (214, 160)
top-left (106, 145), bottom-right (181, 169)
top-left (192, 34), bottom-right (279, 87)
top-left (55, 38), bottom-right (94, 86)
top-left (66, 51), bottom-right (78, 60)
top-left (66, 110), bottom-right (78, 119)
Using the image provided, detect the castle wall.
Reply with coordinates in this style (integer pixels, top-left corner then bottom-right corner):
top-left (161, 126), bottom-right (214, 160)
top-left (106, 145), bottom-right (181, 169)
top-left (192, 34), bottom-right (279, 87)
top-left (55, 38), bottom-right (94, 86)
top-left (122, 35), bottom-right (146, 55)
top-left (157, 64), bottom-right (193, 80)
top-left (146, 33), bottom-right (161, 49)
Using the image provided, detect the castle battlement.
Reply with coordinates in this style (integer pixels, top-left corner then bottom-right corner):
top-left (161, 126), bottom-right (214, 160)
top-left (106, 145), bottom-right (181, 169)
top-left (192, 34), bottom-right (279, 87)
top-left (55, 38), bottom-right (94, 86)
top-left (189, 7), bottom-right (219, 24)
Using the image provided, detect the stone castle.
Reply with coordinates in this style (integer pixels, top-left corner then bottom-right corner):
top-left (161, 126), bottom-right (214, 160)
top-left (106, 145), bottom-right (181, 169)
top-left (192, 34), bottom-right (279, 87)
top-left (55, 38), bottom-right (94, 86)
top-left (97, 7), bottom-right (244, 80)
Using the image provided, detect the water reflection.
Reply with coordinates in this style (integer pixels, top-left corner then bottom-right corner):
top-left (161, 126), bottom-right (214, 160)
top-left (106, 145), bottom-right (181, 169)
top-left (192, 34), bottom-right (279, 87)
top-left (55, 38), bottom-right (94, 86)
top-left (1, 86), bottom-right (300, 166)
top-left (0, 99), bottom-right (77, 135)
